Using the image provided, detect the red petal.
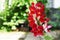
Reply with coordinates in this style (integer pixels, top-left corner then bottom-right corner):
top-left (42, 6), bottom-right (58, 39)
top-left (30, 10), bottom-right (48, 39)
top-left (45, 18), bottom-right (50, 22)
top-left (31, 2), bottom-right (35, 6)
top-left (36, 2), bottom-right (42, 7)
top-left (38, 26), bottom-right (44, 31)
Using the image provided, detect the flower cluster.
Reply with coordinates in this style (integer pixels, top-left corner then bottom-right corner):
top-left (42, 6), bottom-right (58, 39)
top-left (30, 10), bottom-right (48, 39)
top-left (28, 2), bottom-right (52, 36)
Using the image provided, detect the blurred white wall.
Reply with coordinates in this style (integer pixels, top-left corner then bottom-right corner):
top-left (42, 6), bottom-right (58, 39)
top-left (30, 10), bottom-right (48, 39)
top-left (0, 0), bottom-right (5, 11)
top-left (54, 0), bottom-right (60, 8)
top-left (46, 0), bottom-right (60, 8)
top-left (0, 0), bottom-right (12, 11)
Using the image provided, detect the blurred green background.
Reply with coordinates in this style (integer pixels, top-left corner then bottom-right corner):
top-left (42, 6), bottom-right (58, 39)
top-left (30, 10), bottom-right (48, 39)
top-left (0, 0), bottom-right (60, 32)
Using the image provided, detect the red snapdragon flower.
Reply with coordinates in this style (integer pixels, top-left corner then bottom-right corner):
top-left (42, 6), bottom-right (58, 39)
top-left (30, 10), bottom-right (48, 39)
top-left (28, 2), bottom-right (52, 36)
